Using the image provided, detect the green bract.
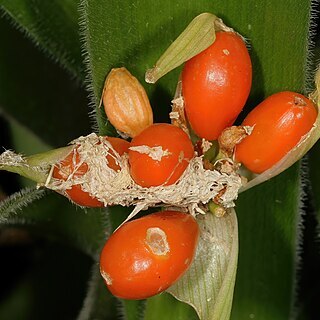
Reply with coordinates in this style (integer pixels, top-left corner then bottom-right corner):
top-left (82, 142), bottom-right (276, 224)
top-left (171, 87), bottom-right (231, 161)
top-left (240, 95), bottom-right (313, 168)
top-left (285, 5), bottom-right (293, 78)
top-left (145, 13), bottom-right (220, 84)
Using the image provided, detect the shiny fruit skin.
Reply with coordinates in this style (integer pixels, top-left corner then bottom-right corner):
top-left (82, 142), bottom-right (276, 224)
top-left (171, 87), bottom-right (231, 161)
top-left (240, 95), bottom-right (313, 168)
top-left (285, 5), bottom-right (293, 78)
top-left (182, 31), bottom-right (252, 140)
top-left (128, 123), bottom-right (194, 187)
top-left (99, 210), bottom-right (199, 300)
top-left (235, 91), bottom-right (317, 173)
top-left (53, 137), bottom-right (130, 207)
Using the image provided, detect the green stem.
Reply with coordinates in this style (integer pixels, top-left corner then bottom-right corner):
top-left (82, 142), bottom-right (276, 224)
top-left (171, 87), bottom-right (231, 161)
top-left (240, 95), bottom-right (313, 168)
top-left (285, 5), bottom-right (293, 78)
top-left (0, 145), bottom-right (73, 184)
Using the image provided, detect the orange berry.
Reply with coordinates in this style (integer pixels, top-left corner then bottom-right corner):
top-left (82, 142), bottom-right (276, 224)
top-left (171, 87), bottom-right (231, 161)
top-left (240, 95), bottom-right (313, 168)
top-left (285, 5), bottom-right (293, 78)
top-left (128, 123), bottom-right (194, 187)
top-left (106, 137), bottom-right (131, 171)
top-left (100, 210), bottom-right (199, 299)
top-left (182, 31), bottom-right (252, 140)
top-left (235, 91), bottom-right (317, 173)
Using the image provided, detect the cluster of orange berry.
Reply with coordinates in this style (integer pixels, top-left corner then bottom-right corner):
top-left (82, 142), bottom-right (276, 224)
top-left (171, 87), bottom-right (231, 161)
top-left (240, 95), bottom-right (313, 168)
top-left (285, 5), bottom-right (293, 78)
top-left (52, 28), bottom-right (317, 300)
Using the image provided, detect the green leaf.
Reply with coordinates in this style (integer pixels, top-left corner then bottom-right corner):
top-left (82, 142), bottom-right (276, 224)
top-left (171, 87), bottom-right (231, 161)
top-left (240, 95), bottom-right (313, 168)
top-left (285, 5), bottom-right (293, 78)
top-left (0, 239), bottom-right (92, 320)
top-left (309, 143), bottom-right (320, 223)
top-left (77, 264), bottom-right (119, 320)
top-left (73, 0), bottom-right (316, 319)
top-left (3, 192), bottom-right (109, 258)
top-left (232, 165), bottom-right (303, 319)
top-left (0, 0), bottom-right (84, 81)
top-left (3, 110), bottom-right (52, 187)
top-left (80, 0), bottom-right (218, 134)
top-left (144, 293), bottom-right (198, 320)
top-left (0, 187), bottom-right (46, 223)
top-left (230, 0), bottom-right (315, 318)
top-left (167, 210), bottom-right (238, 320)
top-left (0, 16), bottom-right (91, 148)
top-left (119, 300), bottom-right (147, 320)
top-left (7, 115), bottom-right (51, 156)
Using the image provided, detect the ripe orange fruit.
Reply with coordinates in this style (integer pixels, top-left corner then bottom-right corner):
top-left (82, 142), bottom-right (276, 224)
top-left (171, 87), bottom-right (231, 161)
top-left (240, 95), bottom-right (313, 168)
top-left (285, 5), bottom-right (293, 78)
top-left (182, 31), bottom-right (252, 140)
top-left (100, 210), bottom-right (199, 299)
top-left (128, 123), bottom-right (194, 187)
top-left (235, 91), bottom-right (317, 173)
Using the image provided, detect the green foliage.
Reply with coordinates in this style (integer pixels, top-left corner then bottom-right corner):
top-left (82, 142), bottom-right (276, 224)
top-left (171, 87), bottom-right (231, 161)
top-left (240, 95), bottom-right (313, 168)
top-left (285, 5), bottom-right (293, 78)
top-left (0, 14), bottom-right (90, 147)
top-left (0, 187), bottom-right (46, 223)
top-left (144, 293), bottom-right (198, 320)
top-left (0, 0), bottom-right (84, 80)
top-left (76, 265), bottom-right (119, 320)
top-left (168, 211), bottom-right (238, 320)
top-left (0, 0), bottom-right (319, 319)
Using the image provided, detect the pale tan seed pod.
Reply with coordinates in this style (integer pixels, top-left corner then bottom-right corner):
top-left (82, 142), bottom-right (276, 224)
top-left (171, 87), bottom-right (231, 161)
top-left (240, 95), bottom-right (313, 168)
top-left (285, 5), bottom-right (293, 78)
top-left (102, 67), bottom-right (153, 137)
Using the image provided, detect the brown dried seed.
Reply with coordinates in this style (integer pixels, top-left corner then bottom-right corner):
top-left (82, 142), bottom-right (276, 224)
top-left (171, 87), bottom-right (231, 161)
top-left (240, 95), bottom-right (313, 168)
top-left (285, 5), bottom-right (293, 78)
top-left (218, 125), bottom-right (252, 158)
top-left (102, 67), bottom-right (153, 137)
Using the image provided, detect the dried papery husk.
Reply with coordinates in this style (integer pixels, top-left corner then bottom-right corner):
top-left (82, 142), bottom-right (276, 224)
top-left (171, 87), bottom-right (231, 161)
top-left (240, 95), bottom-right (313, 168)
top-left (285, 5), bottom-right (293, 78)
top-left (240, 71), bottom-right (320, 192)
top-left (218, 126), bottom-right (253, 159)
top-left (170, 78), bottom-right (190, 136)
top-left (46, 133), bottom-right (242, 217)
top-left (145, 13), bottom-right (221, 84)
top-left (170, 77), bottom-right (201, 146)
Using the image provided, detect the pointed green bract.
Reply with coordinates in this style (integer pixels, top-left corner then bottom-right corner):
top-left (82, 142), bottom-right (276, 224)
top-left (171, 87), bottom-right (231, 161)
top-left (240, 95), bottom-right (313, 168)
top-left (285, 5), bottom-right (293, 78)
top-left (27, 146), bottom-right (74, 168)
top-left (145, 13), bottom-right (218, 84)
top-left (167, 210), bottom-right (238, 320)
